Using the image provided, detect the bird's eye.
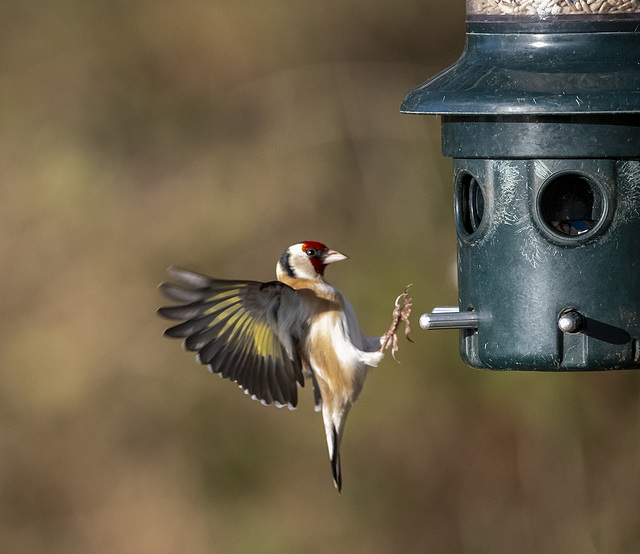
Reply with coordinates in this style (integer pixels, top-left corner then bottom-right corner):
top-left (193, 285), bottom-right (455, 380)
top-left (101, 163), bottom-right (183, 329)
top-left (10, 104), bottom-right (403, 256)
top-left (305, 248), bottom-right (317, 257)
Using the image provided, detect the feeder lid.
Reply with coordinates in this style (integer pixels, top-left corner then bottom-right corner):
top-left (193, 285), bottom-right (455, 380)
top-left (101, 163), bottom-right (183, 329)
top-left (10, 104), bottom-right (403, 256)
top-left (402, 21), bottom-right (640, 115)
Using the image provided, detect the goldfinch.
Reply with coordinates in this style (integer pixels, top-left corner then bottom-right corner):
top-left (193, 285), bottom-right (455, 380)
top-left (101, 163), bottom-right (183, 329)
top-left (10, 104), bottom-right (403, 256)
top-left (158, 241), bottom-right (411, 491)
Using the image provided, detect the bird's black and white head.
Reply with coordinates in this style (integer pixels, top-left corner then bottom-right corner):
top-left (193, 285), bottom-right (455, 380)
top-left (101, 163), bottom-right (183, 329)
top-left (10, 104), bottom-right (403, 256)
top-left (277, 241), bottom-right (348, 281)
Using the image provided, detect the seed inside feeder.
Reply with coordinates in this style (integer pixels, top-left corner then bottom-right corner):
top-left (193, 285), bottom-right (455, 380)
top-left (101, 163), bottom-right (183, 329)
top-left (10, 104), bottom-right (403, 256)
top-left (467, 0), bottom-right (640, 16)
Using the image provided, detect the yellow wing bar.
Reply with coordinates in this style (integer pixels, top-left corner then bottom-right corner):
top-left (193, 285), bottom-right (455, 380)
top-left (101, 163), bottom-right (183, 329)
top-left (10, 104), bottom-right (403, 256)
top-left (158, 269), bottom-right (306, 408)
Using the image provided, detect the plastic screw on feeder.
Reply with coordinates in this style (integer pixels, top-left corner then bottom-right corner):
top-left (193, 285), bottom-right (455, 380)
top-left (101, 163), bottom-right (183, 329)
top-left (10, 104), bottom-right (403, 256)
top-left (558, 310), bottom-right (584, 334)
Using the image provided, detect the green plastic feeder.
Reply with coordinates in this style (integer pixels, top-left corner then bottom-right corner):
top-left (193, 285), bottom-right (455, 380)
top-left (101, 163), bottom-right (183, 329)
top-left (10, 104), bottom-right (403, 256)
top-left (404, 1), bottom-right (640, 370)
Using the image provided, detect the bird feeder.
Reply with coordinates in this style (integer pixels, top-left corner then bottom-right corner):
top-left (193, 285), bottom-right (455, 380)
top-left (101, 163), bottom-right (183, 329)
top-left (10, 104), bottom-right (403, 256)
top-left (402, 0), bottom-right (640, 370)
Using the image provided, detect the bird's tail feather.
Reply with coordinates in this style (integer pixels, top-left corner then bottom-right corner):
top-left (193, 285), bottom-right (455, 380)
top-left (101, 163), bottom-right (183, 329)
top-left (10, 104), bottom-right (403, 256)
top-left (323, 404), bottom-right (349, 492)
top-left (331, 425), bottom-right (342, 493)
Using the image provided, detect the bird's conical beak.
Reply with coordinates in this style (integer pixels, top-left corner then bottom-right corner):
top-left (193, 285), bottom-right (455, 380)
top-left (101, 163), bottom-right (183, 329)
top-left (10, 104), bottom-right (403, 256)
top-left (322, 250), bottom-right (348, 265)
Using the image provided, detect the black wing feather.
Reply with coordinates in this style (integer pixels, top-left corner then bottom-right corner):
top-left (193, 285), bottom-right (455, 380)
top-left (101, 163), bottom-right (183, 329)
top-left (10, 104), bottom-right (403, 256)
top-left (158, 266), bottom-right (308, 408)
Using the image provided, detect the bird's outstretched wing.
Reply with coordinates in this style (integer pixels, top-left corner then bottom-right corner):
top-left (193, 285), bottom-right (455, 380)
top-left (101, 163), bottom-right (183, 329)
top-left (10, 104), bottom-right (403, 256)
top-left (158, 266), bottom-right (308, 409)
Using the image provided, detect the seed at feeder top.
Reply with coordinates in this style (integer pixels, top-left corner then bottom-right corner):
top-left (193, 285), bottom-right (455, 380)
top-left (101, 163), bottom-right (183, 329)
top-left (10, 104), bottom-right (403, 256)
top-left (467, 0), bottom-right (640, 15)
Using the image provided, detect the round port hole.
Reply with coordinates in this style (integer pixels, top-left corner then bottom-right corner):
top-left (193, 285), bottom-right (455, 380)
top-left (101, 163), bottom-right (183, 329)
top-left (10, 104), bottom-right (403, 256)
top-left (539, 173), bottom-right (602, 238)
top-left (458, 173), bottom-right (484, 236)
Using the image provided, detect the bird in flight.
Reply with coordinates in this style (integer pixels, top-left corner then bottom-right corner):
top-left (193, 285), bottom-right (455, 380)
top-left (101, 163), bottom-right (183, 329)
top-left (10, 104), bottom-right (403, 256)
top-left (158, 241), bottom-right (412, 491)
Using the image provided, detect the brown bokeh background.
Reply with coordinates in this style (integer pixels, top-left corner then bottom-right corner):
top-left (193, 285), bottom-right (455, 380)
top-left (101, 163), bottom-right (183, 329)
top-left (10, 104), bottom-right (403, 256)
top-left (2, 1), bottom-right (640, 552)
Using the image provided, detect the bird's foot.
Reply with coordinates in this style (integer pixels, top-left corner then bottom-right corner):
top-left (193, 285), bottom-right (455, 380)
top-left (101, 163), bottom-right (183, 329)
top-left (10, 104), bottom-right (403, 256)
top-left (380, 285), bottom-right (413, 360)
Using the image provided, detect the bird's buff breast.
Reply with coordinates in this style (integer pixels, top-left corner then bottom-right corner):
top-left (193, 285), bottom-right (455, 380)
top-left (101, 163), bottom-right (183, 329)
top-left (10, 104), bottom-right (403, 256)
top-left (306, 310), bottom-right (368, 398)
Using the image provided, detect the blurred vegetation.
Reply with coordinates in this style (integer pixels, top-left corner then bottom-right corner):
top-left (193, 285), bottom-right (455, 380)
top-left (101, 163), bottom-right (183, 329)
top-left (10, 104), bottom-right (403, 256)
top-left (2, 0), bottom-right (640, 552)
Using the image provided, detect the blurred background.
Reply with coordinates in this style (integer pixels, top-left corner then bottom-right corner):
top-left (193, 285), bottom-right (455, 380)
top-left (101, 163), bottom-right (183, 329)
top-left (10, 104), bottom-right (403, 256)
top-left (2, 0), bottom-right (640, 552)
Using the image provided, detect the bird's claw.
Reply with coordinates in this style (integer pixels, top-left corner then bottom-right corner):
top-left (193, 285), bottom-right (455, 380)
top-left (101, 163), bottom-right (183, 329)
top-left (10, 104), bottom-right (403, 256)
top-left (380, 285), bottom-right (413, 361)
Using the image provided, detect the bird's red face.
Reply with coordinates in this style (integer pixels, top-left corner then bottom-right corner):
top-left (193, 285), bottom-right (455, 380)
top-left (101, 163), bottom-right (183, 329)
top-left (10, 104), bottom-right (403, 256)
top-left (301, 241), bottom-right (347, 276)
top-left (277, 241), bottom-right (348, 280)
